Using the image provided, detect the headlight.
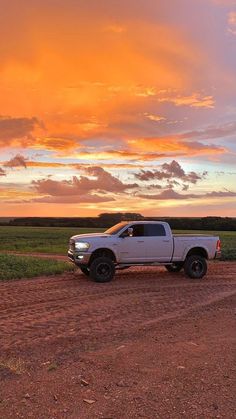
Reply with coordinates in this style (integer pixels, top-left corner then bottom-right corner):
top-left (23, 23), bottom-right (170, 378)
top-left (74, 242), bottom-right (90, 251)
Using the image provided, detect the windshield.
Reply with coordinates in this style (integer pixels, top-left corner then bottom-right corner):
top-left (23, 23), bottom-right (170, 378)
top-left (105, 222), bottom-right (128, 235)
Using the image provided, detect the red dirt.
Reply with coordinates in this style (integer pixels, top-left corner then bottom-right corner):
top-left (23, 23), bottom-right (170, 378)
top-left (0, 261), bottom-right (236, 418)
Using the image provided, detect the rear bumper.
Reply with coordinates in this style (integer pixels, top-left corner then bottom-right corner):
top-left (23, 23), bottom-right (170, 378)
top-left (68, 250), bottom-right (92, 265)
top-left (214, 251), bottom-right (221, 259)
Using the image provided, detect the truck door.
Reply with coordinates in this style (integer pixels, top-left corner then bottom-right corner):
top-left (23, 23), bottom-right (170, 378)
top-left (118, 224), bottom-right (147, 262)
top-left (144, 224), bottom-right (173, 262)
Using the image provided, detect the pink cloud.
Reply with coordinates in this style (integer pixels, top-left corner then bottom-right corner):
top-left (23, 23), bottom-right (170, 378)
top-left (28, 167), bottom-right (138, 204)
top-left (138, 189), bottom-right (236, 200)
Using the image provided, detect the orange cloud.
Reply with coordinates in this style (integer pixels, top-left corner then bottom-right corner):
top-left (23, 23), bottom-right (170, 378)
top-left (144, 113), bottom-right (166, 122)
top-left (104, 24), bottom-right (127, 33)
top-left (128, 138), bottom-right (226, 157)
top-left (0, 0), bottom-right (235, 217)
top-left (33, 136), bottom-right (79, 152)
top-left (158, 93), bottom-right (215, 109)
top-left (228, 11), bottom-right (236, 35)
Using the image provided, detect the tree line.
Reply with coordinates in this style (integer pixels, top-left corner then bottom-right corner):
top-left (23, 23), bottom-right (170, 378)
top-left (1, 213), bottom-right (236, 231)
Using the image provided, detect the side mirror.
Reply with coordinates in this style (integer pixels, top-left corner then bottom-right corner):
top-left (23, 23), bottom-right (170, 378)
top-left (128, 227), bottom-right (133, 237)
top-left (120, 227), bottom-right (133, 238)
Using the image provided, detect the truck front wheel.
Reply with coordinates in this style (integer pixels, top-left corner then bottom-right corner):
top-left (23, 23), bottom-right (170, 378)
top-left (79, 266), bottom-right (90, 276)
top-left (184, 255), bottom-right (207, 279)
top-left (89, 257), bottom-right (115, 283)
top-left (165, 262), bottom-right (184, 273)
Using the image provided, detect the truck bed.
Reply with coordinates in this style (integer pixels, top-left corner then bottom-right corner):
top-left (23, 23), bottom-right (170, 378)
top-left (172, 234), bottom-right (219, 261)
top-left (173, 234), bottom-right (218, 237)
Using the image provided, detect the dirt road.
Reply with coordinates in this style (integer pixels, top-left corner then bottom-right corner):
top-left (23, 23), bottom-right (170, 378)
top-left (0, 261), bottom-right (236, 418)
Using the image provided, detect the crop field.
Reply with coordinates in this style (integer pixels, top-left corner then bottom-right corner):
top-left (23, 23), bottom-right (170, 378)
top-left (0, 226), bottom-right (103, 254)
top-left (0, 226), bottom-right (235, 260)
top-left (0, 254), bottom-right (74, 281)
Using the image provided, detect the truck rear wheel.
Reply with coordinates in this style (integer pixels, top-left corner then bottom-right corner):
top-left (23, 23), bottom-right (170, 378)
top-left (165, 262), bottom-right (184, 273)
top-left (89, 257), bottom-right (115, 283)
top-left (184, 255), bottom-right (207, 279)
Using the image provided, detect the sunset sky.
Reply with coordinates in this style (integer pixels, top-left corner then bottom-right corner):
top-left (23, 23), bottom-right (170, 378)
top-left (0, 0), bottom-right (236, 217)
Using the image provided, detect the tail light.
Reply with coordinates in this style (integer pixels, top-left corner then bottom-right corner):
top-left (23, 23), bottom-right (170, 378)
top-left (216, 239), bottom-right (221, 252)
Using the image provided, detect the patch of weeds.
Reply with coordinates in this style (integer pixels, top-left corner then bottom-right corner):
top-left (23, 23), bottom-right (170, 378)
top-left (0, 357), bottom-right (26, 375)
top-left (0, 254), bottom-right (74, 280)
top-left (47, 362), bottom-right (58, 372)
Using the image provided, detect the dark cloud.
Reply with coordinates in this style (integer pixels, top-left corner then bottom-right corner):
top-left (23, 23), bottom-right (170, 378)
top-left (4, 154), bottom-right (28, 168)
top-left (0, 167), bottom-right (6, 176)
top-left (0, 116), bottom-right (43, 147)
top-left (84, 166), bottom-right (138, 192)
top-left (135, 160), bottom-right (206, 185)
top-left (182, 184), bottom-right (189, 191)
top-left (206, 190), bottom-right (236, 197)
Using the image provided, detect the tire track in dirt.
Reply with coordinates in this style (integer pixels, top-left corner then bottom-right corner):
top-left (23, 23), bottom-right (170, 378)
top-left (0, 262), bottom-right (236, 353)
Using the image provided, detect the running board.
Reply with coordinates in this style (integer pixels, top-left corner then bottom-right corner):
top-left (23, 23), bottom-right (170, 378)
top-left (116, 262), bottom-right (171, 269)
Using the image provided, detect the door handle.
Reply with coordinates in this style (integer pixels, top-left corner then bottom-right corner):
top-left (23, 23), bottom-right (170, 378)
top-left (137, 240), bottom-right (144, 243)
top-left (163, 240), bottom-right (170, 242)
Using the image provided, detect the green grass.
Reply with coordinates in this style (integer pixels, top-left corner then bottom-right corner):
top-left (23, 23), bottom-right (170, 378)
top-left (0, 226), bottom-right (103, 254)
top-left (0, 226), bottom-right (235, 260)
top-left (0, 254), bottom-right (74, 281)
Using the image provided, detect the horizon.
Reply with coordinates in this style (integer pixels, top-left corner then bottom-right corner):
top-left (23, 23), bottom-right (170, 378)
top-left (1, 215), bottom-right (235, 220)
top-left (0, 0), bottom-right (236, 217)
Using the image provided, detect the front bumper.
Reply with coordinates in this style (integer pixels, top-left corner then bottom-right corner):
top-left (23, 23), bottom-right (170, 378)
top-left (68, 250), bottom-right (92, 265)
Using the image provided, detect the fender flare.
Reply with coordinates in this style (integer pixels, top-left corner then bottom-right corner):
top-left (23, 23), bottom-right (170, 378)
top-left (89, 247), bottom-right (118, 264)
top-left (183, 245), bottom-right (209, 261)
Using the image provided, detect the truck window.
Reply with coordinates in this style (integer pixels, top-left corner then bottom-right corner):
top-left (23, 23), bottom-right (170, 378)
top-left (145, 224), bottom-right (166, 237)
top-left (122, 224), bottom-right (145, 237)
top-left (132, 224), bottom-right (145, 237)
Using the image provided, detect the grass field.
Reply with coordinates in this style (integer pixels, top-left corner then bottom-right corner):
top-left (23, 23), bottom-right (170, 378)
top-left (0, 226), bottom-right (235, 260)
top-left (0, 226), bottom-right (103, 254)
top-left (0, 254), bottom-right (74, 281)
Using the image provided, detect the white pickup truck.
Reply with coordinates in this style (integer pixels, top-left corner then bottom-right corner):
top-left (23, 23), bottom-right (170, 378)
top-left (68, 221), bottom-right (221, 282)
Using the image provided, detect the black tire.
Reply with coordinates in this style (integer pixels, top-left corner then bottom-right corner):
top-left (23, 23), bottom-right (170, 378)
top-left (79, 266), bottom-right (90, 276)
top-left (184, 255), bottom-right (207, 279)
top-left (89, 257), bottom-right (115, 283)
top-left (165, 262), bottom-right (184, 273)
